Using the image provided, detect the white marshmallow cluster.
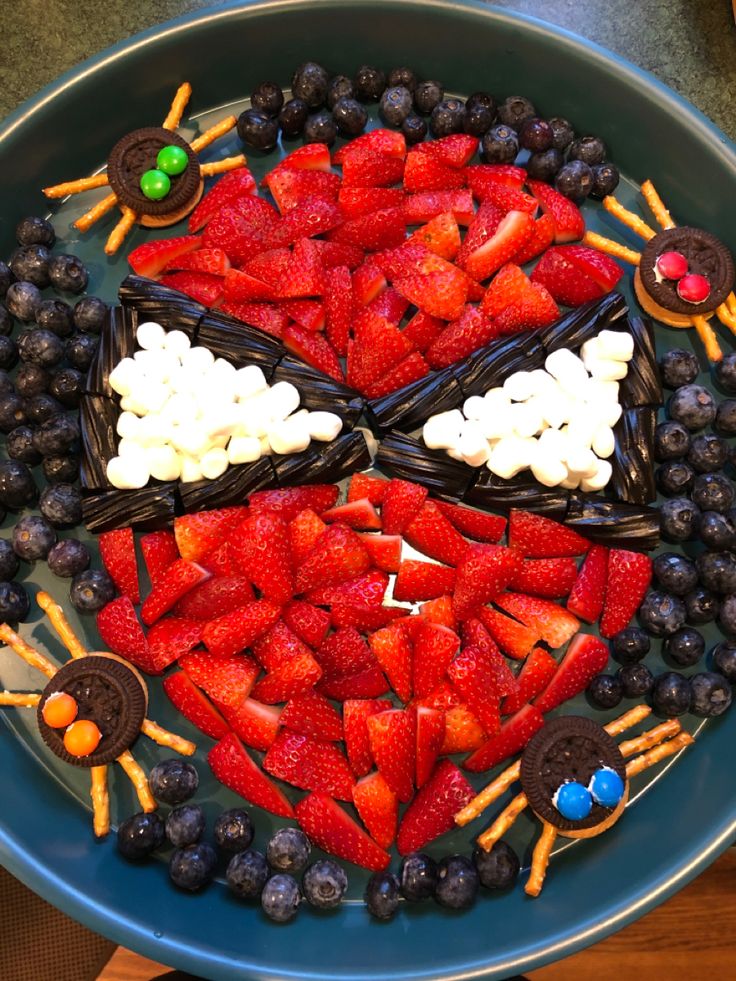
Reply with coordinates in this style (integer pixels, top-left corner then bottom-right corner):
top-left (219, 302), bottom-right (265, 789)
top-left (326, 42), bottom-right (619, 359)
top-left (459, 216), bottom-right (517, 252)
top-left (105, 321), bottom-right (343, 490)
top-left (422, 329), bottom-right (634, 491)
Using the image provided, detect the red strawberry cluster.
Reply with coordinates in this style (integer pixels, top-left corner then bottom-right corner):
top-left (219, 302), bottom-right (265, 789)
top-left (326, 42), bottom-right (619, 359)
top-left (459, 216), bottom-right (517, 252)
top-left (128, 132), bottom-right (622, 398)
top-left (95, 478), bottom-right (651, 870)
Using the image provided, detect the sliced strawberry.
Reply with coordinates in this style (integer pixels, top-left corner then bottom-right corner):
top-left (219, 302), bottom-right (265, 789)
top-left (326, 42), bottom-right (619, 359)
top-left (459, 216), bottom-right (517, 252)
top-left (369, 620), bottom-right (413, 703)
top-left (448, 647), bottom-right (501, 736)
top-left (199, 541), bottom-right (238, 578)
top-left (512, 213), bottom-right (556, 264)
top-left (269, 196), bottom-right (343, 248)
top-left (461, 210), bottom-right (535, 282)
top-left (417, 134), bottom-right (478, 168)
top-left (465, 163), bottom-right (526, 190)
top-left (393, 559), bottom-right (456, 602)
top-left (403, 150), bottom-right (466, 194)
top-left (527, 180), bottom-right (585, 242)
top-left (567, 544), bottom-right (609, 622)
top-left (412, 622), bottom-right (460, 699)
top-left (338, 186), bottom-right (405, 218)
top-left (508, 509), bottom-right (590, 558)
top-left (343, 698), bottom-right (393, 776)
top-left (140, 530), bottom-right (178, 586)
top-left (201, 600), bottom-right (282, 657)
top-left (330, 604), bottom-right (409, 632)
top-left (284, 323), bottom-right (343, 381)
top-left (367, 708), bottom-right (415, 802)
top-left (426, 305), bottom-right (498, 369)
top-left (509, 557), bottom-right (578, 599)
top-left (230, 511), bottom-right (294, 605)
top-left (441, 704), bottom-right (487, 754)
top-left (249, 484), bottom-right (339, 521)
top-left (252, 621), bottom-right (311, 671)
top-left (433, 502), bottom-right (504, 544)
top-left (599, 549), bottom-right (653, 638)
top-left (295, 524), bottom-right (371, 593)
top-left (201, 200), bottom-right (275, 265)
top-left (459, 624), bottom-right (517, 697)
top-left (323, 264), bottom-right (352, 356)
top-left (279, 690), bottom-right (343, 742)
top-left (219, 300), bottom-right (289, 338)
top-left (380, 478), bottom-right (428, 535)
top-left (282, 299), bottom-right (325, 331)
top-left (322, 498), bottom-right (381, 530)
top-left (419, 595), bottom-right (456, 629)
top-left (179, 650), bottom-right (259, 709)
top-left (563, 243), bottom-right (624, 291)
top-left (316, 627), bottom-right (375, 679)
top-left (242, 247), bottom-right (292, 286)
top-left (456, 200), bottom-right (505, 267)
top-left (314, 240), bottom-right (364, 270)
top-left (408, 211), bottom-right (461, 260)
top-left (463, 704), bottom-right (545, 772)
top-left (402, 189), bottom-right (475, 225)
top-left (493, 280), bottom-right (559, 335)
top-left (251, 650), bottom-right (322, 704)
top-left (264, 730), bottom-right (355, 800)
top-left (295, 792), bottom-right (390, 871)
top-left (470, 179), bottom-right (538, 215)
top-left (209, 731), bottom-right (295, 818)
top-left (495, 593), bottom-right (580, 649)
top-left (220, 697), bottom-right (281, 752)
top-left (352, 262), bottom-right (388, 306)
top-left (415, 705), bottom-right (445, 787)
top-left (321, 666), bottom-right (386, 704)
top-left (530, 247), bottom-right (604, 306)
top-left (98, 528), bottom-right (139, 603)
top-left (452, 545), bottom-right (522, 621)
top-left (160, 271), bottom-right (224, 307)
top-left (394, 266), bottom-right (468, 322)
top-left (174, 507), bottom-right (247, 562)
top-left (367, 287), bottom-right (410, 324)
top-left (359, 534), bottom-right (402, 573)
top-left (140, 560), bottom-right (210, 626)
top-left (271, 143), bottom-right (333, 173)
top-left (404, 500), bottom-right (470, 567)
top-left (341, 152), bottom-right (405, 189)
top-left (352, 771), bottom-right (398, 849)
top-left (396, 759), bottom-right (474, 855)
top-left (223, 267), bottom-right (277, 303)
top-left (535, 633), bottom-right (609, 713)
top-left (188, 168), bottom-right (257, 232)
top-left (128, 234), bottom-right (202, 278)
top-left (289, 509), bottom-right (327, 568)
top-left (346, 312), bottom-right (414, 391)
top-left (479, 262), bottom-right (531, 318)
top-left (146, 617), bottom-right (203, 673)
top-left (346, 475), bottom-right (387, 508)
top-left (265, 168), bottom-right (341, 213)
top-left (173, 575), bottom-right (254, 620)
top-left (306, 569), bottom-right (389, 609)
top-left (163, 671), bottom-right (229, 740)
top-left (275, 238), bottom-right (325, 298)
top-left (282, 599), bottom-right (331, 648)
top-left (402, 310), bottom-right (444, 352)
top-left (162, 247), bottom-right (230, 277)
top-left (362, 352), bottom-right (430, 399)
top-left (333, 128), bottom-right (407, 164)
top-left (478, 606), bottom-right (541, 660)
top-left (501, 646), bottom-right (558, 715)
top-left (96, 597), bottom-right (152, 671)
top-left (330, 207), bottom-right (405, 251)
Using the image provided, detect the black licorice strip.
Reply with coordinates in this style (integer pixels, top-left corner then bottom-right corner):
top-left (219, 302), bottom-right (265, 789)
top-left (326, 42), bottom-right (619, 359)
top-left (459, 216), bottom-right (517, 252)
top-left (463, 469), bottom-right (570, 518)
top-left (364, 366), bottom-right (465, 435)
top-left (615, 315), bottom-right (663, 408)
top-left (376, 430), bottom-right (473, 501)
top-left (271, 355), bottom-right (364, 430)
top-left (271, 431), bottom-right (372, 487)
top-left (79, 395), bottom-right (118, 491)
top-left (610, 406), bottom-right (657, 505)
top-left (538, 292), bottom-right (628, 353)
top-left (85, 306), bottom-right (136, 397)
top-left (563, 492), bottom-right (660, 552)
top-left (82, 484), bottom-right (177, 533)
top-left (177, 458), bottom-right (275, 512)
top-left (452, 332), bottom-right (546, 399)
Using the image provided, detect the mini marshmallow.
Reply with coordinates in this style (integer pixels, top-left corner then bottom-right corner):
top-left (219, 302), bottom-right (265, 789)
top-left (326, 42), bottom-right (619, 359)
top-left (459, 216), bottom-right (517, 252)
top-left (537, 427), bottom-right (569, 457)
top-left (566, 417), bottom-right (598, 450)
top-left (169, 365), bottom-right (201, 395)
top-left (587, 358), bottom-right (628, 382)
top-left (116, 411), bottom-right (141, 440)
top-left (259, 435), bottom-right (272, 456)
top-left (171, 424), bottom-right (211, 458)
top-left (128, 382), bottom-right (169, 416)
top-left (133, 349), bottom-right (179, 383)
top-left (136, 413), bottom-right (173, 448)
top-left (234, 364), bottom-right (268, 401)
top-left (487, 436), bottom-right (536, 479)
top-left (116, 438), bottom-right (148, 461)
top-left (528, 368), bottom-right (558, 395)
top-left (147, 445), bottom-right (181, 482)
top-left (580, 337), bottom-right (601, 368)
top-left (108, 358), bottom-right (139, 398)
top-left (106, 455), bottom-right (150, 490)
top-left (566, 446), bottom-right (598, 477)
top-left (536, 387), bottom-right (574, 430)
top-left (307, 411), bottom-right (343, 442)
top-left (510, 400), bottom-right (545, 439)
top-left (531, 450), bottom-right (568, 488)
top-left (263, 381), bottom-right (301, 421)
top-left (268, 416), bottom-right (311, 455)
top-left (356, 427), bottom-right (378, 459)
top-left (200, 447), bottom-right (229, 480)
top-left (180, 345), bottom-right (216, 374)
top-left (592, 423), bottom-right (616, 458)
top-left (475, 401), bottom-right (514, 440)
top-left (423, 409), bottom-right (465, 450)
top-left (458, 420), bottom-right (491, 467)
top-left (162, 329), bottom-right (191, 357)
top-left (463, 395), bottom-right (487, 421)
top-left (160, 393), bottom-right (200, 427)
top-left (179, 455), bottom-right (204, 483)
top-left (597, 329), bottom-right (634, 362)
top-left (483, 388), bottom-right (512, 412)
top-left (581, 458), bottom-right (613, 492)
top-left (136, 321), bottom-right (167, 351)
top-left (503, 371), bottom-right (536, 402)
top-left (560, 472), bottom-right (582, 490)
top-left (234, 398), bottom-right (270, 438)
top-left (448, 447), bottom-right (465, 462)
top-left (545, 348), bottom-right (589, 394)
top-left (227, 436), bottom-right (263, 465)
top-left (201, 407), bottom-right (241, 443)
top-left (600, 401), bottom-right (623, 428)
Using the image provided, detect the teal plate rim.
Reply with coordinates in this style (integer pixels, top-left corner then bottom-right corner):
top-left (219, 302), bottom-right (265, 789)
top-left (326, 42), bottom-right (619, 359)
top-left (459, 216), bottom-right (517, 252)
top-left (1, 2), bottom-right (736, 979)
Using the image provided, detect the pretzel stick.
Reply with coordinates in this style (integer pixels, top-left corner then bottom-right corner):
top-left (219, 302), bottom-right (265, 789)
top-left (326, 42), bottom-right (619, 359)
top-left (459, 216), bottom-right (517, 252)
top-left (104, 206), bottom-right (137, 256)
top-left (717, 304), bottom-right (736, 334)
top-left (190, 115), bottom-right (238, 153)
top-left (90, 766), bottom-right (110, 838)
top-left (690, 314), bottom-right (722, 362)
top-left (626, 731), bottom-right (694, 779)
top-left (117, 749), bottom-right (157, 812)
top-left (727, 292), bottom-right (736, 316)
top-left (619, 719), bottom-right (681, 758)
top-left (0, 692), bottom-right (41, 707)
top-left (0, 624), bottom-right (57, 678)
top-left (142, 718), bottom-right (196, 756)
top-left (163, 82), bottom-right (192, 131)
top-left (603, 196), bottom-right (657, 241)
top-left (641, 179), bottom-right (675, 229)
top-left (603, 704), bottom-right (651, 737)
top-left (477, 792), bottom-right (528, 852)
top-left (583, 230), bottom-right (641, 265)
top-left (74, 192), bottom-right (118, 232)
top-left (455, 762), bottom-right (521, 826)
top-left (37, 591), bottom-right (87, 660)
top-left (43, 173), bottom-right (110, 199)
top-left (525, 821), bottom-right (557, 897)
top-left (200, 155), bottom-right (247, 178)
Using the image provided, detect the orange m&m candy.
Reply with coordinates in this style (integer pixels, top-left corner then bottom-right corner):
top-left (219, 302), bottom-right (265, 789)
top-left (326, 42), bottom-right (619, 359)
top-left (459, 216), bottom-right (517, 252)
top-left (42, 691), bottom-right (78, 729)
top-left (63, 719), bottom-right (102, 758)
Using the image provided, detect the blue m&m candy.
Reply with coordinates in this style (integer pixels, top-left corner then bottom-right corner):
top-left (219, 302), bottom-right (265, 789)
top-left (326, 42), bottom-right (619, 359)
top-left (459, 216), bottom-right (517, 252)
top-left (553, 781), bottom-right (592, 821)
top-left (589, 767), bottom-right (625, 809)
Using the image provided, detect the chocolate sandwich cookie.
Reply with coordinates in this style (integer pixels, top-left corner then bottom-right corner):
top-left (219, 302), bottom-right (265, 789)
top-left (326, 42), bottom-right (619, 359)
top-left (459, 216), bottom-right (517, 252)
top-left (106, 127), bottom-right (200, 217)
top-left (37, 654), bottom-right (147, 767)
top-left (639, 226), bottom-right (735, 315)
top-left (520, 716), bottom-right (626, 833)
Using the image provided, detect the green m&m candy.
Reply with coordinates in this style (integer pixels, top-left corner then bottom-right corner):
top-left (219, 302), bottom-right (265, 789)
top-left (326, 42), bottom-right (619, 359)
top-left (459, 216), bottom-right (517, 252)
top-left (156, 144), bottom-right (189, 176)
top-left (140, 168), bottom-right (171, 201)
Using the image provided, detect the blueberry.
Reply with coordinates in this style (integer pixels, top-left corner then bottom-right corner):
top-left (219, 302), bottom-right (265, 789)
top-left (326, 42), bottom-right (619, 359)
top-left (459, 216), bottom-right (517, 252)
top-left (32, 415), bottom-right (80, 458)
top-left (660, 349), bottom-right (699, 389)
top-left (0, 394), bottom-right (28, 434)
top-left (213, 808), bottom-right (254, 853)
top-left (278, 98), bottom-right (309, 137)
top-left (715, 399), bottom-right (736, 436)
top-left (73, 296), bottom-right (107, 335)
top-left (365, 871), bottom-right (401, 920)
top-left (413, 80), bottom-right (444, 115)
top-left (303, 112), bottom-right (337, 146)
top-left (387, 67), bottom-right (418, 92)
top-left (715, 353), bottom-right (736, 394)
top-left (659, 497), bottom-right (700, 541)
top-left (638, 589), bottom-right (686, 636)
top-left (379, 86), bottom-right (413, 127)
top-left (651, 671), bottom-right (692, 716)
top-left (226, 849), bottom-right (269, 900)
top-left (16, 364), bottom-right (50, 398)
top-left (251, 81), bottom-right (284, 117)
top-left (166, 804), bottom-right (205, 847)
top-left (302, 859), bottom-right (348, 909)
top-left (0, 303), bottom-right (11, 335)
top-left (0, 460), bottom-right (38, 509)
top-left (0, 336), bottom-right (18, 370)
top-left (65, 333), bottom-right (99, 371)
top-left (518, 118), bottom-right (553, 152)
top-left (688, 433), bottom-right (728, 473)
top-left (711, 641), bottom-right (736, 681)
top-left (590, 162), bottom-right (620, 199)
top-left (49, 368), bottom-right (84, 408)
top-left (0, 540), bottom-right (20, 581)
top-left (237, 108), bottom-right (279, 150)
top-left (18, 328), bottom-right (65, 368)
top-left (266, 827), bottom-right (311, 872)
top-left (587, 673), bottom-right (624, 708)
top-left (434, 855), bottom-right (479, 909)
top-left (43, 454), bottom-right (80, 484)
top-left (48, 254), bottom-right (88, 294)
top-left (117, 811), bottom-right (165, 860)
top-left (472, 840), bottom-right (520, 890)
top-left (697, 550), bottom-right (736, 593)
top-left (685, 587), bottom-right (719, 624)
top-left (26, 393), bottom-right (63, 426)
top-left (669, 384), bottom-right (716, 431)
top-left (169, 842), bottom-right (217, 892)
top-left (402, 114), bottom-right (428, 145)
top-left (652, 553), bottom-right (698, 595)
top-left (70, 568), bottom-right (115, 612)
top-left (611, 626), bottom-right (651, 664)
top-left (292, 62), bottom-right (330, 107)
top-left (554, 160), bottom-right (594, 202)
top-left (656, 461), bottom-right (695, 497)
top-left (699, 511), bottom-right (736, 550)
top-left (353, 65), bottom-right (386, 103)
top-left (148, 759), bottom-right (199, 805)
top-left (0, 261), bottom-right (12, 299)
top-left (33, 300), bottom-right (74, 340)
top-left (692, 473), bottom-right (734, 513)
top-left (653, 420), bottom-right (690, 461)
top-left (261, 873), bottom-right (301, 922)
top-left (617, 662), bottom-right (654, 698)
top-left (664, 627), bottom-right (705, 667)
top-left (47, 539), bottom-right (90, 578)
top-left (480, 124), bottom-right (519, 164)
top-left (12, 515), bottom-right (56, 561)
top-left (463, 104), bottom-right (494, 137)
top-left (465, 91), bottom-right (496, 117)
top-left (0, 582), bottom-right (30, 622)
top-left (399, 852), bottom-right (438, 901)
top-left (497, 95), bottom-right (536, 131)
top-left (430, 98), bottom-right (466, 137)
top-left (548, 116), bottom-right (575, 151)
top-left (690, 672), bottom-right (732, 717)
top-left (39, 484), bottom-right (82, 528)
top-left (526, 148), bottom-right (563, 182)
top-left (326, 75), bottom-right (354, 110)
top-left (16, 216), bottom-right (55, 248)
top-left (333, 96), bottom-right (368, 135)
top-left (568, 135), bottom-right (607, 166)
top-left (719, 594), bottom-right (736, 636)
top-left (6, 281), bottom-right (42, 323)
top-left (9, 245), bottom-right (51, 288)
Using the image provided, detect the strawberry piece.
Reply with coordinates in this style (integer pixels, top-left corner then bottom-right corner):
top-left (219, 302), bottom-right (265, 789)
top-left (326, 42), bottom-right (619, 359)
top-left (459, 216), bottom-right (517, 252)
top-left (174, 507), bottom-right (247, 562)
top-left (418, 134), bottom-right (479, 168)
top-left (279, 690), bottom-right (343, 742)
top-left (394, 559), bottom-right (456, 602)
top-left (230, 511), bottom-right (294, 605)
top-left (527, 180), bottom-right (585, 242)
top-left (402, 190), bottom-right (474, 225)
top-left (220, 698), bottom-right (282, 752)
top-left (359, 534), bottom-right (402, 573)
top-left (563, 244), bottom-right (624, 291)
top-left (419, 595), bottom-right (456, 629)
top-left (413, 622), bottom-right (460, 698)
top-left (316, 627), bottom-right (376, 678)
top-left (347, 313), bottom-right (414, 392)
top-left (352, 262), bottom-right (388, 306)
top-left (512, 213), bottom-right (556, 263)
top-left (209, 732), bottom-right (295, 818)
top-left (367, 708), bottom-right (415, 802)
top-left (333, 128), bottom-right (407, 164)
top-left (269, 196), bottom-right (343, 248)
top-left (265, 168), bottom-right (341, 213)
top-left (128, 234), bottom-right (202, 278)
top-left (362, 352), bottom-right (430, 399)
top-left (146, 617), bottom-right (203, 673)
top-left (282, 600), bottom-right (330, 648)
top-left (275, 238), bottom-right (325, 298)
top-left (288, 509), bottom-right (327, 567)
top-left (394, 266), bottom-right (468, 322)
top-left (448, 647), bottom-right (502, 736)
top-left (343, 698), bottom-right (393, 776)
top-left (461, 210), bottom-right (535, 282)
top-left (242, 247), bottom-right (292, 286)
top-left (452, 545), bottom-right (523, 620)
top-left (314, 240), bottom-right (364, 270)
top-left (530, 246), bottom-right (604, 306)
top-left (295, 524), bottom-right (371, 592)
top-left (338, 186), bottom-right (405, 218)
top-left (174, 575), bottom-right (254, 620)
top-left (140, 560), bottom-right (210, 626)
top-left (249, 485), bottom-right (338, 521)
top-left (463, 704), bottom-right (545, 772)
top-left (510, 557), bottom-right (579, 599)
top-left (284, 323), bottom-right (343, 381)
top-left (199, 541), bottom-right (238, 578)
top-left (330, 207), bottom-right (405, 251)
top-left (478, 606), bottom-right (541, 660)
top-left (405, 500), bottom-right (470, 567)
top-left (465, 163), bottom-right (526, 190)
top-left (415, 705), bottom-right (445, 787)
top-left (98, 528), bottom-right (139, 603)
top-left (469, 179), bottom-right (538, 214)
top-left (435, 501), bottom-right (506, 543)
top-left (426, 305), bottom-right (498, 369)
top-left (402, 310), bottom-right (444, 352)
top-left (508, 509), bottom-right (590, 558)
top-left (381, 479), bottom-right (427, 536)
top-left (502, 646), bottom-right (558, 715)
top-left (271, 143), bottom-right (333, 173)
top-left (408, 211), bottom-right (461, 260)
top-left (459, 624), bottom-right (517, 697)
top-left (496, 593), bottom-right (580, 649)
top-left (396, 759), bottom-right (474, 855)
top-left (264, 730), bottom-right (355, 799)
top-left (369, 621), bottom-right (413, 703)
top-left (567, 545), bottom-right (609, 622)
top-left (253, 621), bottom-right (312, 671)
top-left (163, 671), bottom-right (229, 740)
top-left (599, 549), bottom-right (653, 638)
top-left (307, 570), bottom-right (389, 610)
top-left (480, 263), bottom-right (531, 318)
top-left (96, 598), bottom-right (151, 670)
top-left (456, 200), bottom-right (505, 267)
top-left (323, 265), bottom-right (353, 356)
top-left (201, 199), bottom-right (276, 264)
top-left (441, 704), bottom-right (486, 754)
top-left (159, 271), bottom-right (224, 307)
top-left (219, 301), bottom-right (289, 338)
top-left (367, 287), bottom-right (410, 324)
top-left (223, 267), bottom-right (277, 303)
top-left (179, 650), bottom-right (259, 709)
top-left (348, 473), bottom-right (388, 505)
top-left (341, 152), bottom-right (405, 189)
top-left (493, 280), bottom-right (559, 335)
top-left (403, 150), bottom-right (466, 193)
top-left (252, 650), bottom-right (322, 704)
top-left (295, 792), bottom-right (390, 871)
top-left (201, 600), bottom-right (282, 658)
top-left (188, 168), bottom-right (257, 232)
top-left (330, 604), bottom-right (409, 632)
top-left (535, 633), bottom-right (609, 713)
top-left (322, 498), bottom-right (382, 530)
top-left (352, 771), bottom-right (398, 849)
top-left (140, 530), bottom-right (178, 585)
top-left (162, 247), bottom-right (231, 276)
top-left (319, 666), bottom-right (389, 700)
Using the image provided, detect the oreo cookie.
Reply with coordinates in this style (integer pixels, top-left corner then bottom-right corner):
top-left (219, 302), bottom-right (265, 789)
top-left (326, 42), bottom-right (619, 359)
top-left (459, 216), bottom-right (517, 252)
top-left (37, 655), bottom-right (147, 767)
top-left (639, 226), bottom-right (735, 315)
top-left (107, 127), bottom-right (199, 217)
top-left (520, 716), bottom-right (626, 832)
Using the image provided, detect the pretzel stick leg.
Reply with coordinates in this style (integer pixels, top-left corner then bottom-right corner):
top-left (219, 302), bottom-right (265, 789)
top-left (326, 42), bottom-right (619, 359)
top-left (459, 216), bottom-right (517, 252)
top-left (626, 732), bottom-right (695, 779)
top-left (0, 692), bottom-right (41, 707)
top-left (43, 173), bottom-right (109, 199)
top-left (142, 718), bottom-right (196, 756)
top-left (90, 766), bottom-right (110, 838)
top-left (727, 293), bottom-right (736, 317)
top-left (104, 206), bottom-right (137, 256)
top-left (189, 115), bottom-right (238, 153)
top-left (455, 762), bottom-right (521, 826)
top-left (525, 821), bottom-right (557, 897)
top-left (36, 591), bottom-right (87, 660)
top-left (477, 792), bottom-right (528, 852)
top-left (582, 230), bottom-right (641, 266)
top-left (691, 314), bottom-right (723, 362)
top-left (163, 82), bottom-right (192, 131)
top-left (640, 179), bottom-right (675, 229)
top-left (199, 155), bottom-right (247, 178)
top-left (717, 304), bottom-right (736, 334)
top-left (0, 624), bottom-right (57, 678)
top-left (603, 195), bottom-right (657, 241)
top-left (619, 719), bottom-right (681, 758)
top-left (74, 192), bottom-right (118, 233)
top-left (603, 704), bottom-right (652, 737)
top-left (117, 749), bottom-right (156, 812)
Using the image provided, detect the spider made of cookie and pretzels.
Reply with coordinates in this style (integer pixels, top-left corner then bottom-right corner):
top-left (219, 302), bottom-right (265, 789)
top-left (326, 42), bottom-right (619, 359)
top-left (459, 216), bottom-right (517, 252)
top-left (41, 83), bottom-right (246, 256)
top-left (0, 591), bottom-right (195, 837)
top-left (455, 705), bottom-right (694, 896)
top-left (583, 181), bottom-right (736, 361)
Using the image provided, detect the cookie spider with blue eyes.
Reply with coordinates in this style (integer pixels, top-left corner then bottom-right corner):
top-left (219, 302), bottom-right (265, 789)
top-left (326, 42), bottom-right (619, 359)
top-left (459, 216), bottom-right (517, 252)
top-left (456, 705), bottom-right (694, 896)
